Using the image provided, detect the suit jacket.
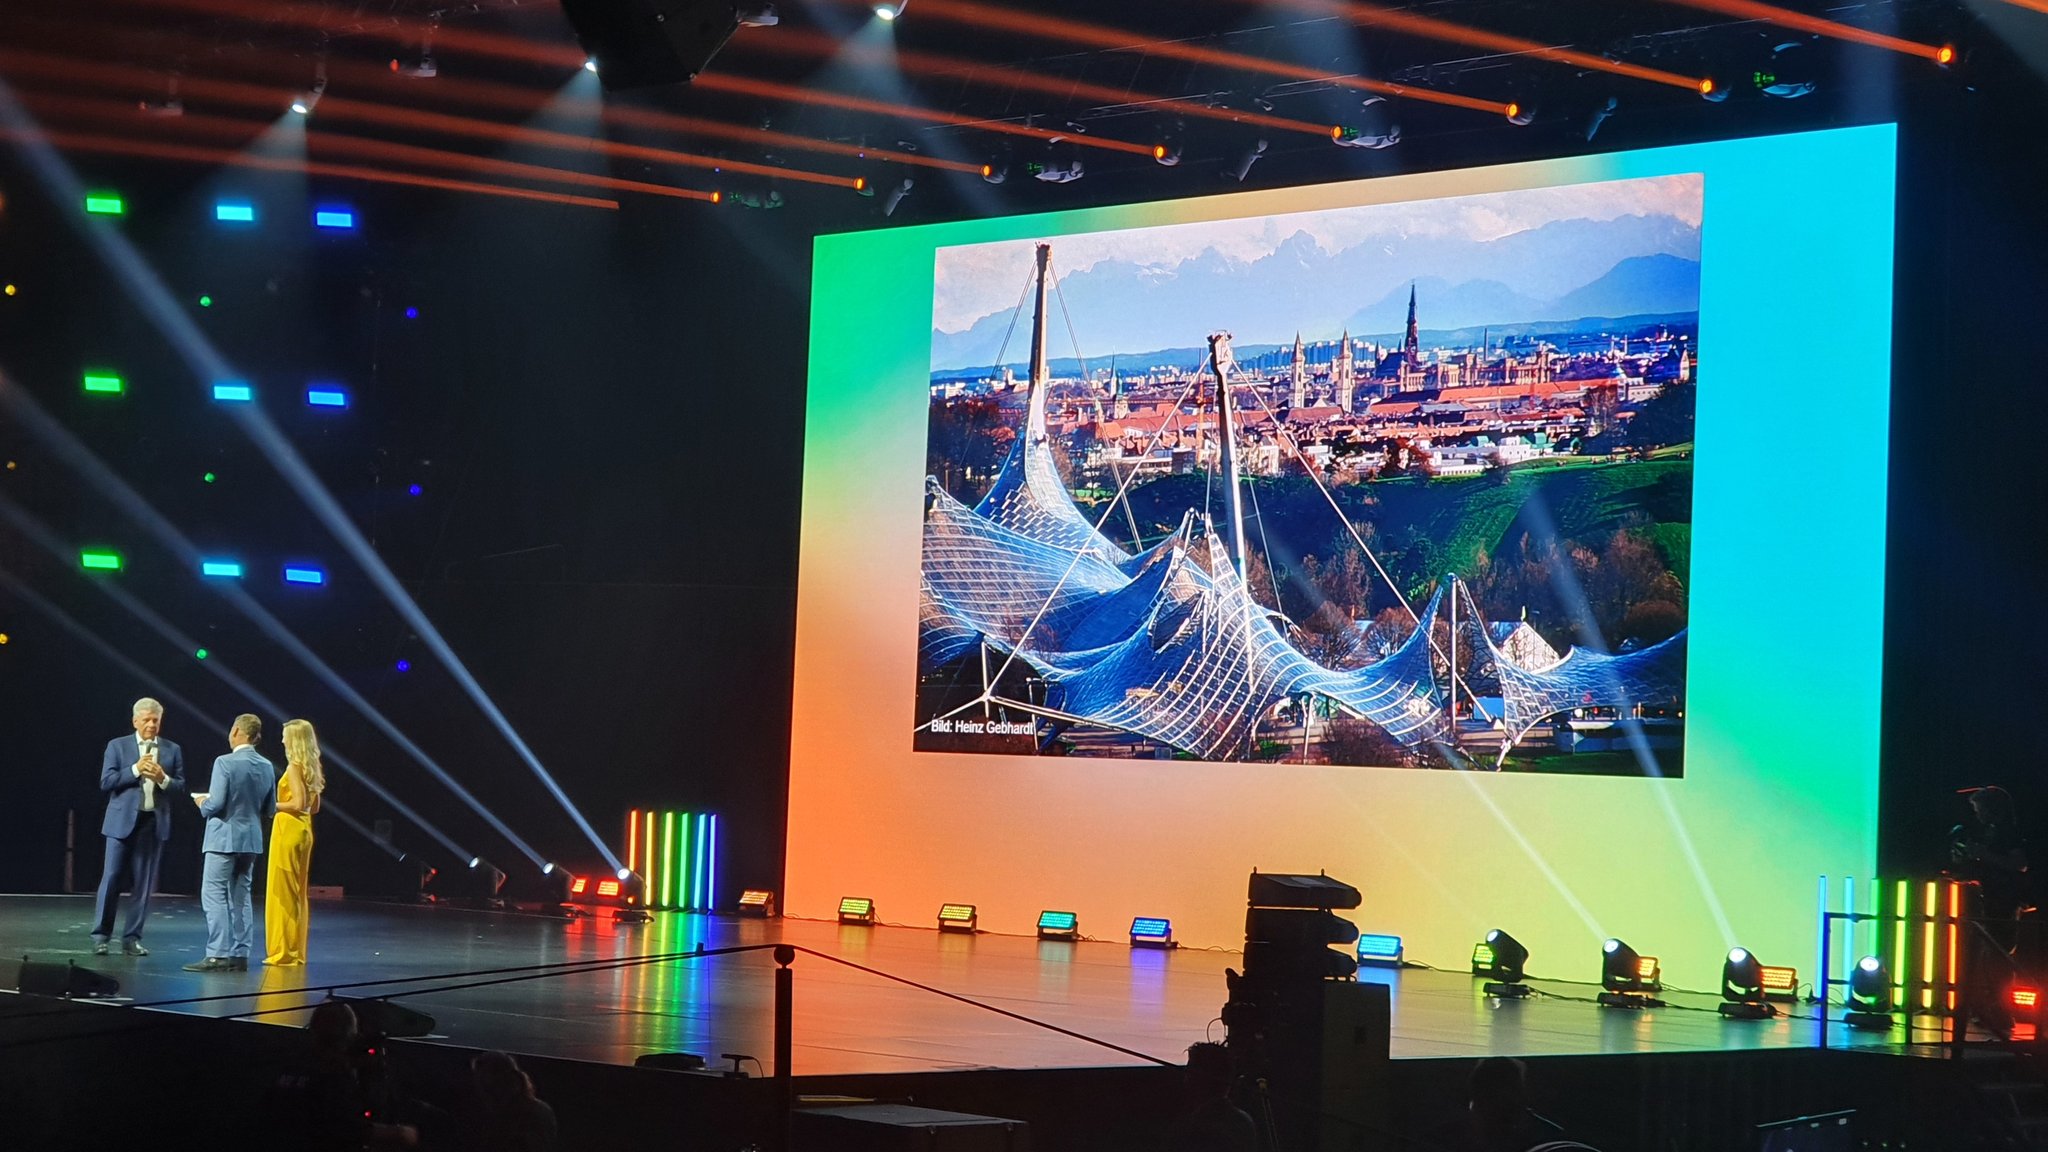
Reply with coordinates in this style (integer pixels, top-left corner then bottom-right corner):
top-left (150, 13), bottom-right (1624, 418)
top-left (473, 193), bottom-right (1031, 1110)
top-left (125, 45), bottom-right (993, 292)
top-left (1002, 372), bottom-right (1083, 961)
top-left (100, 734), bottom-right (186, 841)
top-left (198, 745), bottom-right (278, 855)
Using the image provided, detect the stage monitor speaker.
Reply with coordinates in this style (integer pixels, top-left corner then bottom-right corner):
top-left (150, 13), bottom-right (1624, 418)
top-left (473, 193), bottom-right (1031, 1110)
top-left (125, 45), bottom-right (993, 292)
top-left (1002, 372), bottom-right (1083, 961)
top-left (634, 1052), bottom-right (708, 1072)
top-left (333, 996), bottom-right (435, 1038)
top-left (793, 1103), bottom-right (1031, 1151)
top-left (559, 0), bottom-right (742, 90)
top-left (1248, 871), bottom-right (1361, 911)
top-left (7, 958), bottom-right (119, 998)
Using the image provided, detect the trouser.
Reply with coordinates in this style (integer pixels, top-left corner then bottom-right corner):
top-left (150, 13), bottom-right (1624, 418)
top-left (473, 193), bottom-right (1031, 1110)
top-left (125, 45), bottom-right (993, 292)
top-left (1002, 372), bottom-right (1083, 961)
top-left (201, 850), bottom-right (259, 959)
top-left (90, 811), bottom-right (162, 943)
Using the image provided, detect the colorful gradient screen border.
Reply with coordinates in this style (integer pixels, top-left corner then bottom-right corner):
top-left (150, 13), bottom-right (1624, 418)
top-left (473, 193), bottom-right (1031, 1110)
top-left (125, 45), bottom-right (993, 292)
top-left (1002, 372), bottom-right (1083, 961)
top-left (789, 125), bottom-right (1892, 991)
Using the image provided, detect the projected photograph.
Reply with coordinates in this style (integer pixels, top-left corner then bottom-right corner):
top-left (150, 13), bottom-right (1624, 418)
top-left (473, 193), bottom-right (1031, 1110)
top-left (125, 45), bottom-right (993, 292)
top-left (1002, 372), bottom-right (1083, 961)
top-left (916, 175), bottom-right (1700, 775)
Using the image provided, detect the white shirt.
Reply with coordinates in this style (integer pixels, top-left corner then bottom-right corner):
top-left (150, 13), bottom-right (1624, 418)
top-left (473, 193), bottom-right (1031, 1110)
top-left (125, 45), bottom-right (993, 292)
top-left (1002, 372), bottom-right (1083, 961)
top-left (132, 738), bottom-right (158, 812)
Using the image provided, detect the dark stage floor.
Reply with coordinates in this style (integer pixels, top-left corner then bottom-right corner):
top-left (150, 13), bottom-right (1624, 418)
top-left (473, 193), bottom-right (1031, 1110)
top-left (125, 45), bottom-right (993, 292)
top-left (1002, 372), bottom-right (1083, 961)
top-left (0, 894), bottom-right (1939, 1074)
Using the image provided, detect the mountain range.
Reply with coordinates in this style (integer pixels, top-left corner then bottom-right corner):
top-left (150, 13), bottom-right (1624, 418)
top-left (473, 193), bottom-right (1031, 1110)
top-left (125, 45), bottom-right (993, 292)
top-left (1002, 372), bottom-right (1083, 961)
top-left (930, 212), bottom-right (1701, 373)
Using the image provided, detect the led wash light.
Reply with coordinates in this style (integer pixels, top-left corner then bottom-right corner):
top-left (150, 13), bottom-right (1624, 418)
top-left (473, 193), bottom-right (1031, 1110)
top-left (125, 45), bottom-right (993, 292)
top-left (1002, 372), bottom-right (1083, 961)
top-left (212, 381), bottom-right (253, 402)
top-left (1356, 933), bottom-right (1404, 966)
top-left (282, 566), bottom-right (326, 585)
top-left (1130, 917), bottom-right (1176, 948)
top-left (79, 550), bottom-right (122, 571)
top-left (1037, 910), bottom-right (1079, 939)
top-left (83, 193), bottom-right (124, 215)
top-left (306, 387), bottom-right (349, 408)
top-left (737, 889), bottom-right (777, 917)
top-left (82, 373), bottom-right (123, 395)
top-left (214, 202), bottom-right (254, 223)
top-left (838, 897), bottom-right (877, 924)
top-left (200, 560), bottom-right (242, 578)
top-left (314, 208), bottom-right (356, 229)
top-left (937, 903), bottom-right (978, 932)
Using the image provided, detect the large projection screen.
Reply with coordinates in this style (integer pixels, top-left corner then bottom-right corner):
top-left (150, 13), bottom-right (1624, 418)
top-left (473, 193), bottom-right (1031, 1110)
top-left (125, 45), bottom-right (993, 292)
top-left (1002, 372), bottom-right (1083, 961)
top-left (789, 125), bottom-right (1893, 992)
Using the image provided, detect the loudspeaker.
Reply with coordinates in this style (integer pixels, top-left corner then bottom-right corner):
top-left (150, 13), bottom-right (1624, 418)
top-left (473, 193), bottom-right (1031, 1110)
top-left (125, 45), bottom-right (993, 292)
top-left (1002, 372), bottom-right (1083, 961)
top-left (333, 997), bottom-right (435, 1038)
top-left (633, 1052), bottom-right (708, 1072)
top-left (559, 0), bottom-right (742, 90)
top-left (8, 958), bottom-right (120, 998)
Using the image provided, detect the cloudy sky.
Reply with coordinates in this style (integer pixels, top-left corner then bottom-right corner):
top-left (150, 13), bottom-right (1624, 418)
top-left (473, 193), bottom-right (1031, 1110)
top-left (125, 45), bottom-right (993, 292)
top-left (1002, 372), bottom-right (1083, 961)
top-left (931, 174), bottom-right (1704, 336)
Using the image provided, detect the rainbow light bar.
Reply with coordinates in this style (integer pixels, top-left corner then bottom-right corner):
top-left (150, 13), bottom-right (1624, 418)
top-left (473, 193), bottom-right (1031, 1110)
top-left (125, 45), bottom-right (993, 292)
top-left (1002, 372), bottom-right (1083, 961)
top-left (80, 550), bottom-right (122, 571)
top-left (212, 380), bottom-right (253, 402)
top-left (215, 202), bottom-right (255, 223)
top-left (200, 560), bottom-right (243, 578)
top-left (622, 808), bottom-right (722, 912)
top-left (1357, 933), bottom-right (1404, 965)
top-left (938, 903), bottom-right (978, 932)
top-left (1037, 910), bottom-right (1079, 939)
top-left (838, 896), bottom-right (876, 923)
top-left (83, 372), bottom-right (124, 394)
top-left (1130, 916), bottom-right (1174, 948)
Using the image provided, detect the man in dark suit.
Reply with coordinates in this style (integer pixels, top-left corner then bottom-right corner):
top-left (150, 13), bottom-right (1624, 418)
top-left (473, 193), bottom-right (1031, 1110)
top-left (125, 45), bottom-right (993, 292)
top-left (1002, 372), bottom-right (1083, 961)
top-left (91, 697), bottom-right (185, 956)
top-left (186, 713), bottom-right (276, 973)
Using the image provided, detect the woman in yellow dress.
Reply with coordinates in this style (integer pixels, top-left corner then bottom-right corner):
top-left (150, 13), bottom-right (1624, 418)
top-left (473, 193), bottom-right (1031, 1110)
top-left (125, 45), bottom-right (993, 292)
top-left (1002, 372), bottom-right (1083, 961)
top-left (264, 718), bottom-right (324, 966)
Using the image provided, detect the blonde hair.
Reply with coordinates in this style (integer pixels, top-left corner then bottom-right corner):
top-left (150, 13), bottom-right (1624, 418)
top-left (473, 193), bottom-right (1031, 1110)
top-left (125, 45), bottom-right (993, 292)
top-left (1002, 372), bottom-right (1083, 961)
top-left (282, 719), bottom-right (326, 798)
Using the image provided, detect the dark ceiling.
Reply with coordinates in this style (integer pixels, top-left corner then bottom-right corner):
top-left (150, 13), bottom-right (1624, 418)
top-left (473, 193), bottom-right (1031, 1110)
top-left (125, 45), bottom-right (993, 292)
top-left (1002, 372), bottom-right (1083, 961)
top-left (0, 0), bottom-right (2033, 222)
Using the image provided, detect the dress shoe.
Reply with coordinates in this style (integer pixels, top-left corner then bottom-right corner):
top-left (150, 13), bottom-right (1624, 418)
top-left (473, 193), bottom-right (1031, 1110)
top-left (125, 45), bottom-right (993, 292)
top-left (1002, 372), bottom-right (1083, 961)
top-left (227, 957), bottom-right (248, 971)
top-left (92, 941), bottom-right (109, 956)
top-left (122, 940), bottom-right (149, 957)
top-left (182, 957), bottom-right (233, 973)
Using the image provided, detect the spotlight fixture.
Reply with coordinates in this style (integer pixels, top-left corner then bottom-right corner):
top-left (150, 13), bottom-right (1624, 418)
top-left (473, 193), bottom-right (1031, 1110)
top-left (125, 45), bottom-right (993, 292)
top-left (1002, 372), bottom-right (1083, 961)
top-left (1152, 140), bottom-right (1183, 167)
top-left (1033, 155), bottom-right (1083, 184)
top-left (583, 57), bottom-right (599, 74)
top-left (736, 3), bottom-right (779, 27)
top-left (1228, 138), bottom-right (1268, 182)
top-left (882, 177), bottom-right (914, 218)
top-left (1036, 910), bottom-right (1079, 940)
top-left (737, 889), bottom-right (777, 917)
top-left (937, 903), bottom-right (978, 933)
top-left (1584, 96), bottom-right (1618, 143)
top-left (1130, 916), bottom-right (1176, 949)
top-left (391, 13), bottom-right (440, 77)
top-left (980, 157), bottom-right (1009, 185)
top-left (292, 62), bottom-right (327, 116)
top-left (1597, 938), bottom-right (1664, 1008)
top-left (1844, 955), bottom-right (1893, 1030)
top-left (1332, 97), bottom-right (1400, 149)
top-left (838, 897), bottom-right (877, 925)
top-left (874, 0), bottom-right (907, 20)
top-left (1472, 928), bottom-right (1531, 998)
top-left (1754, 41), bottom-right (1816, 99)
top-left (1718, 948), bottom-right (1777, 1019)
top-left (1356, 933), bottom-right (1404, 967)
top-left (1506, 100), bottom-right (1536, 127)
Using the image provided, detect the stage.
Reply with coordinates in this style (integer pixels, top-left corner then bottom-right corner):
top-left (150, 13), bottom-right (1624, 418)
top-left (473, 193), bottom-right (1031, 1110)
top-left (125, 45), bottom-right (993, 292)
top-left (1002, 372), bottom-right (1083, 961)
top-left (0, 893), bottom-right (1941, 1074)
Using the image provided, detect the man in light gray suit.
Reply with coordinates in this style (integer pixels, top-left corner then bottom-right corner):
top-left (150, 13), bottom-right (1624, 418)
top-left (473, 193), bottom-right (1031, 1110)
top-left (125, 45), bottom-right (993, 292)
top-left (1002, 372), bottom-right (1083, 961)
top-left (186, 714), bottom-right (277, 973)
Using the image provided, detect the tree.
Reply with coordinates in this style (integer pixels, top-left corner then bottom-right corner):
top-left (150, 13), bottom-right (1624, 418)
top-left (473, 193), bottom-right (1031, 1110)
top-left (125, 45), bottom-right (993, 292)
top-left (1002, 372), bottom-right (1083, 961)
top-left (926, 397), bottom-right (1014, 504)
top-left (1630, 381), bottom-right (1695, 450)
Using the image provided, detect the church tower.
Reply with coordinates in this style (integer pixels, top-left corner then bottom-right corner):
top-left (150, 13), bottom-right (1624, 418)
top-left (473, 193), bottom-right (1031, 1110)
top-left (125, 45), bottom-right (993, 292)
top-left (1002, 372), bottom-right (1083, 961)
top-left (1290, 331), bottom-right (1307, 409)
top-left (1334, 330), bottom-right (1356, 412)
top-left (1402, 283), bottom-right (1421, 361)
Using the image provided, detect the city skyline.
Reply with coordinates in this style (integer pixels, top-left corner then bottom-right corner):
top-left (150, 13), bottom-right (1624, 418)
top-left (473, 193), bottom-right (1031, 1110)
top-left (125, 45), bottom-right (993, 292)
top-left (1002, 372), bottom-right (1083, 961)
top-left (931, 173), bottom-right (1703, 374)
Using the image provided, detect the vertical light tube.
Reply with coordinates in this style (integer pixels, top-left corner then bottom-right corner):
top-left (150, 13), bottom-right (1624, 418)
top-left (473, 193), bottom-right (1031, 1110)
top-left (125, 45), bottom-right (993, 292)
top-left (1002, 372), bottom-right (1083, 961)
top-left (1844, 876), bottom-right (1856, 969)
top-left (1892, 878), bottom-right (1908, 1007)
top-left (645, 810), bottom-right (657, 903)
top-left (1946, 881), bottom-right (1960, 1012)
top-left (694, 813), bottom-right (710, 911)
top-left (628, 809), bottom-right (640, 878)
top-left (1816, 875), bottom-right (1829, 1001)
top-left (662, 811), bottom-right (678, 909)
top-left (1921, 880), bottom-right (1937, 1010)
top-left (707, 814), bottom-right (718, 912)
top-left (671, 811), bottom-right (686, 910)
